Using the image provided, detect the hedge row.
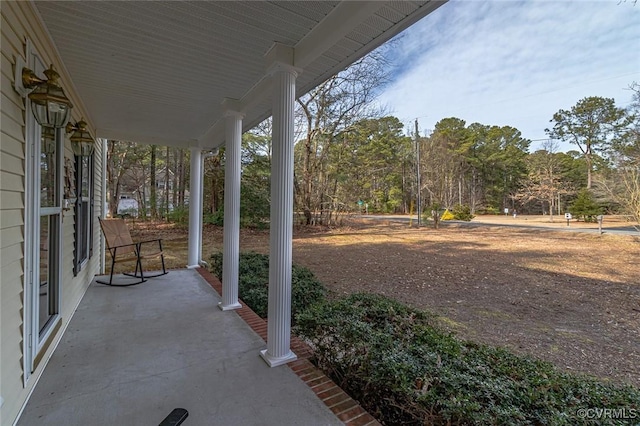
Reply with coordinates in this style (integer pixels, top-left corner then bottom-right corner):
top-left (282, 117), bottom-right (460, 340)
top-left (209, 251), bottom-right (327, 321)
top-left (210, 253), bottom-right (639, 425)
top-left (295, 293), bottom-right (640, 426)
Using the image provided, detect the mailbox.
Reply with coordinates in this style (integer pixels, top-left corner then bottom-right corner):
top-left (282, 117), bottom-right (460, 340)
top-left (564, 213), bottom-right (572, 220)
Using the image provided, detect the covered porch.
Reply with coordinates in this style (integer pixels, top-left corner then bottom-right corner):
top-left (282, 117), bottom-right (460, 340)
top-left (1, 2), bottom-right (446, 423)
top-left (28, 0), bottom-right (446, 368)
top-left (17, 269), bottom-right (373, 425)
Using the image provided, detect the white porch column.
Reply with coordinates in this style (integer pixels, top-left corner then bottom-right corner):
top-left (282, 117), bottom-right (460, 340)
top-left (187, 147), bottom-right (202, 268)
top-left (219, 104), bottom-right (244, 311)
top-left (260, 45), bottom-right (300, 367)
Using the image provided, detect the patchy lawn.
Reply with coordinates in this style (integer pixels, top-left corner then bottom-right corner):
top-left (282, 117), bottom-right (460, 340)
top-left (122, 216), bottom-right (640, 387)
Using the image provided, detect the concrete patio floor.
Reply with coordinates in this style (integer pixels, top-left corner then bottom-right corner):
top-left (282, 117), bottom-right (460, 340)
top-left (17, 269), bottom-right (346, 426)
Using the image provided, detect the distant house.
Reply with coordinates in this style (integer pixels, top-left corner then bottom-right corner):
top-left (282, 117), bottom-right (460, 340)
top-left (155, 166), bottom-right (175, 191)
top-left (116, 194), bottom-right (139, 216)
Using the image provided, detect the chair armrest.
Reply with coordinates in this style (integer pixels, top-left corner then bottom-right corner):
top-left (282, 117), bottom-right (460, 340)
top-left (137, 239), bottom-right (164, 253)
top-left (108, 242), bottom-right (139, 250)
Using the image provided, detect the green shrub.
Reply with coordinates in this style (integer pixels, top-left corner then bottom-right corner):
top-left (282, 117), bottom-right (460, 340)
top-left (423, 203), bottom-right (443, 229)
top-left (209, 252), bottom-right (327, 321)
top-left (295, 293), bottom-right (640, 426)
top-left (166, 206), bottom-right (189, 224)
top-left (570, 189), bottom-right (603, 222)
top-left (240, 180), bottom-right (271, 228)
top-left (452, 204), bottom-right (475, 221)
top-left (204, 210), bottom-right (224, 226)
top-left (477, 206), bottom-right (500, 215)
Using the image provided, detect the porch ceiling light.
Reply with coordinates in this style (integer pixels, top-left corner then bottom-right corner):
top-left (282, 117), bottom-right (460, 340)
top-left (66, 119), bottom-right (95, 157)
top-left (21, 65), bottom-right (73, 128)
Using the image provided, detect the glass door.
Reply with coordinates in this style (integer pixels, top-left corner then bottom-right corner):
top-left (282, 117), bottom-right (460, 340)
top-left (38, 127), bottom-right (61, 334)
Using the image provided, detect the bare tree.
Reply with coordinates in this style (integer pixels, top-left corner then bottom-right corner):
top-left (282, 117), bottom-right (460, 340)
top-left (596, 82), bottom-right (640, 231)
top-left (150, 145), bottom-right (157, 219)
top-left (294, 50), bottom-right (389, 224)
top-left (165, 146), bottom-right (170, 217)
top-left (621, 168), bottom-right (640, 230)
top-left (106, 140), bottom-right (128, 217)
top-left (106, 140), bottom-right (146, 217)
top-left (515, 140), bottom-right (573, 220)
top-left (597, 167), bottom-right (640, 231)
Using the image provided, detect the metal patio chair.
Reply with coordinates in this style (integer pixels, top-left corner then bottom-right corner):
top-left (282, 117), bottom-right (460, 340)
top-left (97, 218), bottom-right (168, 286)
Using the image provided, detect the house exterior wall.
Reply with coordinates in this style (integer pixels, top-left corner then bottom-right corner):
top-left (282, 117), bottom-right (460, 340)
top-left (1, 2), bottom-right (105, 425)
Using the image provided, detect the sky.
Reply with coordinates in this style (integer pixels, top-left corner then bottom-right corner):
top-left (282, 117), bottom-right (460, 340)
top-left (378, 0), bottom-right (640, 152)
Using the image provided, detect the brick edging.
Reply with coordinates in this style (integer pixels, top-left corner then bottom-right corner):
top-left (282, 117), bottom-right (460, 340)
top-left (195, 267), bottom-right (380, 426)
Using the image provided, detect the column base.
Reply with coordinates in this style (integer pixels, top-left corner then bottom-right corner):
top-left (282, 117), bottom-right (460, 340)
top-left (186, 264), bottom-right (201, 269)
top-left (218, 301), bottom-right (242, 311)
top-left (259, 349), bottom-right (297, 367)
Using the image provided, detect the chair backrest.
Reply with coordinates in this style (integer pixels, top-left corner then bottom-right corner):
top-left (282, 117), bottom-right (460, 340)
top-left (99, 218), bottom-right (135, 254)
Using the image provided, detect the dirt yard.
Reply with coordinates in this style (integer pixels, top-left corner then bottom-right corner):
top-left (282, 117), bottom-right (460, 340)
top-left (126, 216), bottom-right (640, 388)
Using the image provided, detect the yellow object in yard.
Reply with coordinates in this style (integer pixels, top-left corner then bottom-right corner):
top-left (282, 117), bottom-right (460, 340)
top-left (441, 209), bottom-right (455, 220)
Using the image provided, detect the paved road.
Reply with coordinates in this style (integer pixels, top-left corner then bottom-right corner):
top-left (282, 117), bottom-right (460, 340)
top-left (358, 215), bottom-right (640, 236)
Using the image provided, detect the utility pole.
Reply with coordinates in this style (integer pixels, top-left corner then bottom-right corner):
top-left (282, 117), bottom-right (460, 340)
top-left (415, 119), bottom-right (421, 227)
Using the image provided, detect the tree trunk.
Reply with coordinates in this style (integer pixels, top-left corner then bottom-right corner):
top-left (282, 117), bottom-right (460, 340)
top-left (165, 146), bottom-right (170, 218)
top-left (150, 145), bottom-right (157, 218)
top-left (585, 153), bottom-right (593, 189)
top-left (172, 148), bottom-right (178, 208)
top-left (106, 140), bottom-right (128, 217)
top-left (106, 141), bottom-right (119, 217)
top-left (303, 133), bottom-right (313, 225)
top-left (178, 149), bottom-right (186, 207)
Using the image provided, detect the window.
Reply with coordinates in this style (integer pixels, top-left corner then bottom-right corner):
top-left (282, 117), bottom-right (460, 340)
top-left (74, 153), bottom-right (94, 274)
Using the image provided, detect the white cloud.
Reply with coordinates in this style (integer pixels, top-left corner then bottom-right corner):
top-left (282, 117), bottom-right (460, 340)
top-left (379, 0), bottom-right (640, 151)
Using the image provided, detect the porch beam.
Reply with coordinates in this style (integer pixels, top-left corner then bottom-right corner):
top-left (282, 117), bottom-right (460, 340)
top-left (260, 44), bottom-right (300, 367)
top-left (219, 100), bottom-right (244, 311)
top-left (187, 147), bottom-right (202, 269)
top-left (96, 128), bottom-right (197, 150)
top-left (198, 4), bottom-right (384, 150)
top-left (293, 1), bottom-right (384, 69)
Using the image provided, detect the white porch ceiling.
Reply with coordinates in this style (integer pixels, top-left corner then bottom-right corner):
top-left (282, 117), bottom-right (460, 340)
top-left (34, 1), bottom-right (446, 149)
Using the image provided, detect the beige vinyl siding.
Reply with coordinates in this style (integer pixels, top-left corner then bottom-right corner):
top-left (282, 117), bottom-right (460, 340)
top-left (0, 131), bottom-right (24, 161)
top-left (1, 2), bottom-right (104, 425)
top-left (0, 118), bottom-right (24, 160)
top-left (0, 257), bottom-right (24, 424)
top-left (0, 130), bottom-right (24, 163)
top-left (0, 148), bottom-right (24, 176)
top-left (0, 238), bottom-right (22, 267)
top-left (1, 92), bottom-right (23, 127)
top-left (0, 191), bottom-right (23, 210)
top-left (0, 171), bottom-right (23, 193)
top-left (88, 139), bottom-right (105, 266)
top-left (1, 2), bottom-right (28, 422)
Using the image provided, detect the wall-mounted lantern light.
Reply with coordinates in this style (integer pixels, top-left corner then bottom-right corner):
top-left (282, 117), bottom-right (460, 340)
top-left (15, 63), bottom-right (73, 128)
top-left (66, 119), bottom-right (95, 157)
